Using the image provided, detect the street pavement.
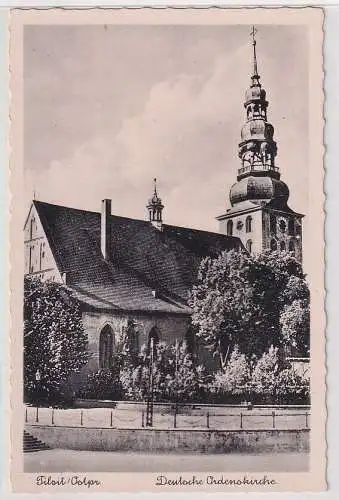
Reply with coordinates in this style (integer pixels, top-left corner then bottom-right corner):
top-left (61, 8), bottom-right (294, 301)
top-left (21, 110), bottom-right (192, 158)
top-left (25, 449), bottom-right (308, 473)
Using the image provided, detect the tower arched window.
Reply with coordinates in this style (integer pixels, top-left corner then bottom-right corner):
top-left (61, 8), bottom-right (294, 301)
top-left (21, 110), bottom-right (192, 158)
top-left (289, 240), bottom-right (295, 253)
top-left (245, 216), bottom-right (253, 233)
top-left (280, 241), bottom-right (286, 251)
top-left (246, 239), bottom-right (253, 254)
top-left (270, 214), bottom-right (276, 234)
top-left (226, 220), bottom-right (233, 236)
top-left (99, 324), bottom-right (114, 369)
top-left (148, 327), bottom-right (160, 357)
top-left (270, 239), bottom-right (277, 251)
top-left (279, 219), bottom-right (286, 233)
top-left (288, 219), bottom-right (295, 236)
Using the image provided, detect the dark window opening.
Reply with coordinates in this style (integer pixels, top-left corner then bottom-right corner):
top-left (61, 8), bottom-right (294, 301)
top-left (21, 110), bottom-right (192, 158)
top-left (245, 216), bottom-right (253, 233)
top-left (226, 220), bottom-right (233, 236)
top-left (99, 325), bottom-right (114, 369)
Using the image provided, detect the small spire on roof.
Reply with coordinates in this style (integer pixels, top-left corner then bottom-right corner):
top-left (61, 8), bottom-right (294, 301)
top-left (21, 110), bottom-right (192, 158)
top-left (147, 177), bottom-right (164, 231)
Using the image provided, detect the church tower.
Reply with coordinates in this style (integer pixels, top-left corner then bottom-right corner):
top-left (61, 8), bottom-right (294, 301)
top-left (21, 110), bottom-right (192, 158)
top-left (147, 178), bottom-right (164, 231)
top-left (217, 27), bottom-right (303, 262)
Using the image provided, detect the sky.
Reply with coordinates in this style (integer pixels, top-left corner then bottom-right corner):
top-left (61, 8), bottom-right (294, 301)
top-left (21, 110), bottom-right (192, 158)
top-left (23, 23), bottom-right (309, 253)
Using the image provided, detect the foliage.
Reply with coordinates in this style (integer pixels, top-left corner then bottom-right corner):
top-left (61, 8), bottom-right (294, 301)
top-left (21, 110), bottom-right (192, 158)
top-left (79, 366), bottom-right (124, 400)
top-left (210, 346), bottom-right (251, 401)
top-left (275, 367), bottom-right (310, 404)
top-left (24, 276), bottom-right (89, 405)
top-left (250, 345), bottom-right (280, 400)
top-left (189, 249), bottom-right (309, 368)
top-left (120, 341), bottom-right (210, 403)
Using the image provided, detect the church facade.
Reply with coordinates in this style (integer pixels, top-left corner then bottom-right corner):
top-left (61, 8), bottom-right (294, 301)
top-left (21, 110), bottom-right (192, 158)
top-left (24, 30), bottom-right (304, 388)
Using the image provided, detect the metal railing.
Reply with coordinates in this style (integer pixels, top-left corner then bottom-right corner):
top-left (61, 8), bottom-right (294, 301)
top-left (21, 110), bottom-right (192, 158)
top-left (25, 406), bottom-right (310, 431)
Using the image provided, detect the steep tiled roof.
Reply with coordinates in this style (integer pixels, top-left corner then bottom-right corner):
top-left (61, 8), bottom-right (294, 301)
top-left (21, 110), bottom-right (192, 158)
top-left (34, 201), bottom-right (243, 314)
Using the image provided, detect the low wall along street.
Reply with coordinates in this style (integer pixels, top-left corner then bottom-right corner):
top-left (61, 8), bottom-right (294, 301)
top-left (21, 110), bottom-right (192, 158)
top-left (26, 424), bottom-right (309, 454)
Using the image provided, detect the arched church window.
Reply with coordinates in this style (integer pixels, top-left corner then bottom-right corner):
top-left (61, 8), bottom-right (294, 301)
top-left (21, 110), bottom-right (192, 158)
top-left (99, 324), bottom-right (114, 369)
top-left (279, 219), bottom-right (286, 233)
top-left (148, 327), bottom-right (160, 357)
top-left (280, 241), bottom-right (286, 251)
top-left (226, 220), bottom-right (233, 236)
top-left (270, 214), bottom-right (276, 234)
top-left (289, 240), bottom-right (295, 252)
top-left (246, 239), bottom-right (253, 254)
top-left (288, 219), bottom-right (295, 236)
top-left (245, 216), bottom-right (253, 233)
top-left (270, 239), bottom-right (277, 251)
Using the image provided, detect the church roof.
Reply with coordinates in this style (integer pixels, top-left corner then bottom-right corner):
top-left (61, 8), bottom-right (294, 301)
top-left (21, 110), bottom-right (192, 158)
top-left (33, 201), bottom-right (243, 315)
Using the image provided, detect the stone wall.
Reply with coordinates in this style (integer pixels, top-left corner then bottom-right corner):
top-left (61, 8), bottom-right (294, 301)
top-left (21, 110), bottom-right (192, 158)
top-left (66, 310), bottom-right (206, 393)
top-left (26, 424), bottom-right (310, 454)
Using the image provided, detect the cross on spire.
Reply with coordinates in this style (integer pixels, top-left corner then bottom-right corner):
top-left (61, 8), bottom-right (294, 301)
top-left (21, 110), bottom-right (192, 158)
top-left (250, 25), bottom-right (259, 79)
top-left (153, 177), bottom-right (158, 196)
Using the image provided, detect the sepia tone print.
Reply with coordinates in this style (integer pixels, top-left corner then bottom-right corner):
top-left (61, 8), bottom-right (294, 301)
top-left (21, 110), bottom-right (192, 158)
top-left (9, 7), bottom-right (325, 493)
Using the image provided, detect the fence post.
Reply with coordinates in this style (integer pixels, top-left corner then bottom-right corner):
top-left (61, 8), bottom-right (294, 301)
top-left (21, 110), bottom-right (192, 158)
top-left (35, 406), bottom-right (39, 423)
top-left (51, 408), bottom-right (54, 425)
top-left (80, 410), bottom-right (83, 426)
top-left (305, 412), bottom-right (308, 429)
top-left (206, 412), bottom-right (210, 429)
top-left (240, 412), bottom-right (243, 429)
top-left (25, 407), bottom-right (28, 423)
top-left (174, 406), bottom-right (177, 429)
top-left (110, 410), bottom-right (113, 428)
top-left (272, 411), bottom-right (275, 429)
top-left (141, 410), bottom-right (145, 428)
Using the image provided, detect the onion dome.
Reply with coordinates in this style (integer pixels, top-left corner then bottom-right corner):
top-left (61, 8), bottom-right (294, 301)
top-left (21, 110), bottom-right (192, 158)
top-left (229, 176), bottom-right (289, 206)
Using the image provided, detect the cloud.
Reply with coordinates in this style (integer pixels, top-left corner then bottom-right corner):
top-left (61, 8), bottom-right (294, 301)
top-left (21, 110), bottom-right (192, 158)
top-left (26, 46), bottom-right (251, 230)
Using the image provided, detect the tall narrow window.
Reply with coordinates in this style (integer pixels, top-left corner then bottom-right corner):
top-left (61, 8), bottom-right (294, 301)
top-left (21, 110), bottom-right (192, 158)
top-left (29, 246), bottom-right (33, 273)
top-left (30, 218), bottom-right (35, 239)
top-left (288, 219), bottom-right (295, 236)
top-left (245, 216), bottom-right (253, 233)
top-left (148, 327), bottom-right (160, 356)
top-left (226, 220), bottom-right (233, 236)
top-left (280, 241), bottom-right (286, 251)
top-left (99, 325), bottom-right (114, 369)
top-left (270, 239), bottom-right (277, 251)
top-left (246, 239), bottom-right (253, 254)
top-left (289, 240), bottom-right (295, 252)
top-left (270, 214), bottom-right (276, 234)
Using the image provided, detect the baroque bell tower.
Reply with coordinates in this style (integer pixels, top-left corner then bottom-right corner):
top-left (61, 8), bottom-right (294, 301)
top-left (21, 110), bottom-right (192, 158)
top-left (217, 27), bottom-right (303, 262)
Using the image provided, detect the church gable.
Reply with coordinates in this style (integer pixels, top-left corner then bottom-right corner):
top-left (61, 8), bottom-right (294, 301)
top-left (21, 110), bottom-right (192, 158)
top-left (24, 203), bottom-right (62, 282)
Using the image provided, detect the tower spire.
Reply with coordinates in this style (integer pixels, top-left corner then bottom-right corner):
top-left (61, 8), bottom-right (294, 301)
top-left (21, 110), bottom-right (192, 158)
top-left (250, 26), bottom-right (259, 79)
top-left (147, 178), bottom-right (164, 230)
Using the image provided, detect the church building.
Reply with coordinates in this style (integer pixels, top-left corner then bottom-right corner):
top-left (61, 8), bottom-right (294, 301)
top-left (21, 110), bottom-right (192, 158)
top-left (24, 29), bottom-right (304, 384)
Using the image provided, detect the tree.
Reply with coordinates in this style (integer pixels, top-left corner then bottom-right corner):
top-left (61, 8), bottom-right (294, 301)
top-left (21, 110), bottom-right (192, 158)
top-left (280, 276), bottom-right (310, 356)
top-left (210, 345), bottom-right (251, 401)
top-left (24, 276), bottom-right (89, 404)
top-left (189, 249), bottom-right (309, 368)
top-left (251, 346), bottom-right (280, 401)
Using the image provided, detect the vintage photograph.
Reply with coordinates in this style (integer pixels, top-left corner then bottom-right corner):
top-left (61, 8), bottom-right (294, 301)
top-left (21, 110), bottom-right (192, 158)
top-left (9, 7), bottom-right (325, 493)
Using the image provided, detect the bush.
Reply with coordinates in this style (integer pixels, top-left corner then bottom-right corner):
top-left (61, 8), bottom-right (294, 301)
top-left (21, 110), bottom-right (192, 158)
top-left (275, 367), bottom-right (310, 405)
top-left (79, 368), bottom-right (124, 401)
top-left (210, 346), bottom-right (251, 403)
top-left (119, 341), bottom-right (210, 403)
